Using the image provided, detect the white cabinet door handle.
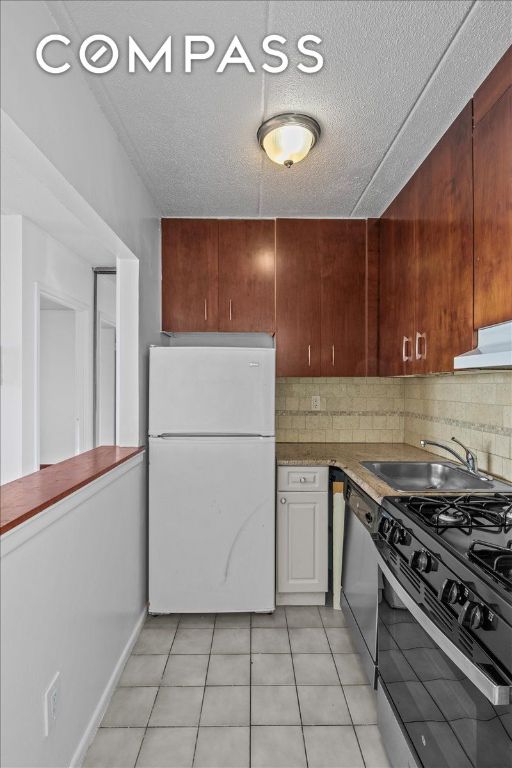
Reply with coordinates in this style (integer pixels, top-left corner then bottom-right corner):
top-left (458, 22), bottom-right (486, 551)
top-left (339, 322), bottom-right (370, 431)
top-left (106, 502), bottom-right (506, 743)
top-left (280, 497), bottom-right (287, 504)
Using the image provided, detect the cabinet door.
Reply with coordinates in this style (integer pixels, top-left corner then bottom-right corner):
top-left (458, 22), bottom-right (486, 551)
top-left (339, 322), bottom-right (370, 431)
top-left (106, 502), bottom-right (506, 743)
top-left (218, 220), bottom-right (275, 332)
top-left (474, 87), bottom-right (512, 328)
top-left (161, 219), bottom-right (218, 332)
top-left (414, 103), bottom-right (474, 373)
top-left (378, 180), bottom-right (417, 376)
top-left (277, 491), bottom-right (327, 594)
top-left (276, 220), bottom-right (321, 376)
top-left (320, 220), bottom-right (367, 375)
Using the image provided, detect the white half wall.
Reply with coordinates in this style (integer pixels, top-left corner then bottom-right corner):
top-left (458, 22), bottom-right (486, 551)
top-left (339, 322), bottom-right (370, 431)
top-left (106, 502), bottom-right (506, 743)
top-left (0, 453), bottom-right (146, 768)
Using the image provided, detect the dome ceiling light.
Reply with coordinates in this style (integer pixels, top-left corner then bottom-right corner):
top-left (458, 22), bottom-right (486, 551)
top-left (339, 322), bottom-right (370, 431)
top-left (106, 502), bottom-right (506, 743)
top-left (257, 113), bottom-right (321, 168)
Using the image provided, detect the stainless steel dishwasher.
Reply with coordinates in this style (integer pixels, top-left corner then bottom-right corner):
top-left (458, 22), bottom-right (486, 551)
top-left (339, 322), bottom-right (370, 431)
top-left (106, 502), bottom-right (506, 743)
top-left (341, 479), bottom-right (380, 687)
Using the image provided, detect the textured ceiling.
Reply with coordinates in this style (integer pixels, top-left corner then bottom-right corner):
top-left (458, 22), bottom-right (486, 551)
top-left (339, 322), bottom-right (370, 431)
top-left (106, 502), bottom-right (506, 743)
top-left (47, 0), bottom-right (511, 218)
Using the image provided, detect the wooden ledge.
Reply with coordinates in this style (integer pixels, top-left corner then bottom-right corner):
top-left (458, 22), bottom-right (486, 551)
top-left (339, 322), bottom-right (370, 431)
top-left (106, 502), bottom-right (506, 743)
top-left (0, 446), bottom-right (144, 535)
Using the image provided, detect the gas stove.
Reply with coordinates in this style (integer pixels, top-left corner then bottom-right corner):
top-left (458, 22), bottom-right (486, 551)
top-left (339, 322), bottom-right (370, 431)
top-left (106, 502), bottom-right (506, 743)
top-left (374, 488), bottom-right (512, 768)
top-left (385, 493), bottom-right (512, 592)
top-left (378, 492), bottom-right (512, 706)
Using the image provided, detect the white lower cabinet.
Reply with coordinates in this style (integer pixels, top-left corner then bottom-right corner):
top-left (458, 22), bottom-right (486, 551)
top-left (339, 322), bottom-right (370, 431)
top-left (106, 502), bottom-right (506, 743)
top-left (276, 466), bottom-right (328, 606)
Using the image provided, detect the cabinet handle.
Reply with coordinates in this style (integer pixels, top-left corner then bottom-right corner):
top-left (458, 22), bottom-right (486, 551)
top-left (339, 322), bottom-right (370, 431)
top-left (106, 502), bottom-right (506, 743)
top-left (416, 331), bottom-right (427, 360)
top-left (308, 344), bottom-right (311, 367)
top-left (300, 476), bottom-right (306, 483)
top-left (204, 299), bottom-right (208, 321)
top-left (402, 336), bottom-right (412, 362)
top-left (332, 344), bottom-right (335, 367)
top-left (280, 497), bottom-right (286, 504)
top-left (229, 299), bottom-right (232, 321)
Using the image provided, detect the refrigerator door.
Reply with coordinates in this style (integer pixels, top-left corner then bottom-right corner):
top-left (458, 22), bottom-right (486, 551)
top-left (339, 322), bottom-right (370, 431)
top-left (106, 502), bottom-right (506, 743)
top-left (149, 346), bottom-right (275, 436)
top-left (149, 435), bottom-right (275, 613)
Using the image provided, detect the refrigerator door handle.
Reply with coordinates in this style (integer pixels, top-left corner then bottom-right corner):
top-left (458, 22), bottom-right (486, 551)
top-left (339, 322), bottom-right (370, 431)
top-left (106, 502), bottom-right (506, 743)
top-left (153, 433), bottom-right (273, 439)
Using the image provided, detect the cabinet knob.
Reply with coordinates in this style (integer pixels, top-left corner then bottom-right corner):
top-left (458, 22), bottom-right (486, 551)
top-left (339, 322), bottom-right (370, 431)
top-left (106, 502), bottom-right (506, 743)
top-left (280, 497), bottom-right (287, 504)
top-left (300, 476), bottom-right (306, 483)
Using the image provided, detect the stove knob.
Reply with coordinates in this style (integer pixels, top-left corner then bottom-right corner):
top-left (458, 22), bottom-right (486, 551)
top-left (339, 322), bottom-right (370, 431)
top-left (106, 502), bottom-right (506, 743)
top-left (410, 550), bottom-right (433, 573)
top-left (440, 579), bottom-right (465, 605)
top-left (391, 525), bottom-right (406, 545)
top-left (459, 601), bottom-right (485, 631)
top-left (380, 518), bottom-right (393, 537)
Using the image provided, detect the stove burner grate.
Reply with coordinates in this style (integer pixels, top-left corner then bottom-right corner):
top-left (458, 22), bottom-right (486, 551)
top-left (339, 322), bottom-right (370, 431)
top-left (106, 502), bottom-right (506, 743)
top-left (397, 493), bottom-right (512, 535)
top-left (468, 540), bottom-right (512, 589)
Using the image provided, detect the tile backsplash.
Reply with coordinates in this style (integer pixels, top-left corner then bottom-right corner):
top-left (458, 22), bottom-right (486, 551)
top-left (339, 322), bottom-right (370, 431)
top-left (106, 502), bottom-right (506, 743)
top-left (403, 372), bottom-right (512, 481)
top-left (276, 377), bottom-right (405, 444)
top-left (276, 371), bottom-right (512, 481)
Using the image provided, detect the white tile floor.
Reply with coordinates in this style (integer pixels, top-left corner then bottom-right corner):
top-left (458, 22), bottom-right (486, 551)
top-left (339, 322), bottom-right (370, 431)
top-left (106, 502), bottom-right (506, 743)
top-left (84, 606), bottom-right (390, 768)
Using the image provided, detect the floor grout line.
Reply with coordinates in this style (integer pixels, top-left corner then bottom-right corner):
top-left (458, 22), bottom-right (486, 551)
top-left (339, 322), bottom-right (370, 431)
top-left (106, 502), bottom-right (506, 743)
top-left (286, 606), bottom-right (309, 768)
top-left (191, 616), bottom-right (216, 766)
top-left (321, 606), bottom-right (368, 768)
top-left (132, 617), bottom-right (179, 767)
top-left (249, 612), bottom-right (253, 767)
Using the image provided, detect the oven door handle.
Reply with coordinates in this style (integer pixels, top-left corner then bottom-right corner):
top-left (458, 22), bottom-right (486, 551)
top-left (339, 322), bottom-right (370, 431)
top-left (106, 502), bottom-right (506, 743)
top-left (377, 552), bottom-right (512, 706)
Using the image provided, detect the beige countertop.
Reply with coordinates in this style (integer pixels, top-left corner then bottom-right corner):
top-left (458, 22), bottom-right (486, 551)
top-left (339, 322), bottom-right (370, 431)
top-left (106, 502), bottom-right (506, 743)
top-left (276, 442), bottom-right (444, 503)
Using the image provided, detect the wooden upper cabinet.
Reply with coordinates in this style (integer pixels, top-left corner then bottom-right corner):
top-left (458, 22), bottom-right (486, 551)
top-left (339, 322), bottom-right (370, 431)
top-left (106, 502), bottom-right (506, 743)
top-left (320, 220), bottom-right (367, 376)
top-left (161, 219), bottom-right (218, 332)
top-left (473, 46), bottom-right (512, 125)
top-left (379, 178), bottom-right (417, 376)
top-left (218, 220), bottom-right (275, 332)
top-left (276, 220), bottom-right (322, 376)
top-left (414, 103), bottom-right (474, 373)
top-left (473, 85), bottom-right (512, 328)
top-left (379, 103), bottom-right (475, 375)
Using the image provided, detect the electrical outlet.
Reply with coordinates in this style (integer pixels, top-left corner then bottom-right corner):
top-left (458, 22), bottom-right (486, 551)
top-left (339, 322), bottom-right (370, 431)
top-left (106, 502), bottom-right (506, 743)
top-left (43, 672), bottom-right (60, 736)
top-left (311, 395), bottom-right (321, 411)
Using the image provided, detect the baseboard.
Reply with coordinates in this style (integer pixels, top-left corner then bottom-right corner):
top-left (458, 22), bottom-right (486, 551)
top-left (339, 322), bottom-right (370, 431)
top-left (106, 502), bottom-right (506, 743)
top-left (276, 592), bottom-right (326, 606)
top-left (70, 606), bottom-right (147, 768)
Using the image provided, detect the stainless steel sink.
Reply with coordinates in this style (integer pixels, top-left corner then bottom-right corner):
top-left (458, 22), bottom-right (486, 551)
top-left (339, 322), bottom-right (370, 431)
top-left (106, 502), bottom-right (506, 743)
top-left (361, 461), bottom-right (512, 493)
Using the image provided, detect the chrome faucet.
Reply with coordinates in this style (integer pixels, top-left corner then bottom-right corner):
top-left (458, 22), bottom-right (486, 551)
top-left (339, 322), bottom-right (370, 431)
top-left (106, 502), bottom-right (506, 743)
top-left (420, 436), bottom-right (491, 481)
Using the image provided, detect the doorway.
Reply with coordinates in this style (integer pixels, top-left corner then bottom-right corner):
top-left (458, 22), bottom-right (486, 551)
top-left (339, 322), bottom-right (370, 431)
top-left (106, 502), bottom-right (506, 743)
top-left (39, 295), bottom-right (78, 467)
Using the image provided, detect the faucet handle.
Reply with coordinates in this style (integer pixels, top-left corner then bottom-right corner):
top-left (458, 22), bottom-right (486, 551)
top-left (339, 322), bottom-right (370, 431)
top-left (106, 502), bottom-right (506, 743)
top-left (451, 436), bottom-right (477, 469)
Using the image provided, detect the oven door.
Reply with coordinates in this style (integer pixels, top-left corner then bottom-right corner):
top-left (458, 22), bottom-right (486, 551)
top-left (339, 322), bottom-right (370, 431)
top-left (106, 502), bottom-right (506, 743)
top-left (377, 554), bottom-right (512, 768)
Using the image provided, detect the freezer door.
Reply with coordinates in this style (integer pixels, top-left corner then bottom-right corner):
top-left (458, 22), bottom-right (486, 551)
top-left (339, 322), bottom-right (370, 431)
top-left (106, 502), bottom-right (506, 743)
top-left (149, 346), bottom-right (275, 436)
top-left (149, 436), bottom-right (275, 613)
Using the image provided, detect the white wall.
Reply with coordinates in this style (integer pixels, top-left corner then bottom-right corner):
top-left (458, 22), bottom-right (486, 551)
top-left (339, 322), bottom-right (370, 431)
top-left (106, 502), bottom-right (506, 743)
top-left (98, 323), bottom-right (116, 445)
top-left (1, 0), bottom-right (162, 444)
top-left (40, 309), bottom-right (77, 464)
top-left (95, 274), bottom-right (116, 445)
top-left (0, 216), bottom-right (23, 483)
top-left (1, 4), bottom-right (160, 762)
top-left (0, 454), bottom-right (146, 768)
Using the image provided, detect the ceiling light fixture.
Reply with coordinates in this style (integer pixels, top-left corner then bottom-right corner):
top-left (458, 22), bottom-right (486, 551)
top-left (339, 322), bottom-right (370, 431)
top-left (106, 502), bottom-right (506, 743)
top-left (257, 113), bottom-right (321, 168)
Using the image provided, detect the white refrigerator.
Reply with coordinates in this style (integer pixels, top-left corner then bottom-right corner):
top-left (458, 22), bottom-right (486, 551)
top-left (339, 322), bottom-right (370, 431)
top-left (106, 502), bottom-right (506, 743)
top-left (148, 335), bottom-right (275, 614)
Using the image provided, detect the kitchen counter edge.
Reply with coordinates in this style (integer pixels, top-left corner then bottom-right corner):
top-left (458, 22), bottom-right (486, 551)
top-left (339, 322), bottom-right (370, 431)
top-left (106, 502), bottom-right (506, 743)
top-left (276, 441), bottom-right (446, 504)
